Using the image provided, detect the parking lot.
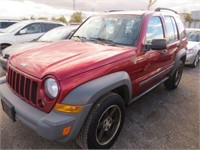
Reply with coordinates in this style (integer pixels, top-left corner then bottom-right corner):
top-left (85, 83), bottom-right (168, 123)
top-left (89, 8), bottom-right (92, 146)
top-left (0, 64), bottom-right (199, 149)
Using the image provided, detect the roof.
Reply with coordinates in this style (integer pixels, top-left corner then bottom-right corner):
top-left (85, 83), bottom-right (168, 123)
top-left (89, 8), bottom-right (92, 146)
top-left (106, 11), bottom-right (146, 15)
top-left (16, 20), bottom-right (65, 25)
top-left (186, 28), bottom-right (200, 31)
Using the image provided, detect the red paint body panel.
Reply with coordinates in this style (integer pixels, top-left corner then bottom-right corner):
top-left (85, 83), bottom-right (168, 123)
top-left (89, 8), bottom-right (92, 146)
top-left (7, 11), bottom-right (187, 113)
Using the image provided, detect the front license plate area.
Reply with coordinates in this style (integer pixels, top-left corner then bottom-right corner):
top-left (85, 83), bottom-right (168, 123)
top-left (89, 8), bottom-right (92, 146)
top-left (1, 99), bottom-right (16, 121)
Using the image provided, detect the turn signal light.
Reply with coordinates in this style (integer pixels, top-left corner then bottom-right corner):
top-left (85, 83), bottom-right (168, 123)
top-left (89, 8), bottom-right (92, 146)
top-left (54, 103), bottom-right (83, 113)
top-left (63, 126), bottom-right (72, 136)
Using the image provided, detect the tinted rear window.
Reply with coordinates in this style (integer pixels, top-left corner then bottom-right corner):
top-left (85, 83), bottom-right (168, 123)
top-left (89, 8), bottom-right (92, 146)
top-left (44, 23), bottom-right (63, 32)
top-left (0, 22), bottom-right (16, 29)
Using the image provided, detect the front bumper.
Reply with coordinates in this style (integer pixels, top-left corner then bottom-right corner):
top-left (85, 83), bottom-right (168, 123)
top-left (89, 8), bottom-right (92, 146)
top-left (185, 53), bottom-right (196, 65)
top-left (0, 56), bottom-right (7, 71)
top-left (0, 77), bottom-right (92, 142)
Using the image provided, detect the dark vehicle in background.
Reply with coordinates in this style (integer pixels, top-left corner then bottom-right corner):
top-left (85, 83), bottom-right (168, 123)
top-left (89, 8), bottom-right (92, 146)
top-left (0, 20), bottom-right (19, 29)
top-left (0, 20), bottom-right (65, 50)
top-left (0, 8), bottom-right (187, 149)
top-left (0, 25), bottom-right (78, 71)
top-left (185, 28), bottom-right (200, 67)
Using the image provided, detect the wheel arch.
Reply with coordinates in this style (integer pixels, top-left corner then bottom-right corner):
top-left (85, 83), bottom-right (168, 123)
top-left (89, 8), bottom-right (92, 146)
top-left (170, 48), bottom-right (186, 76)
top-left (0, 43), bottom-right (12, 50)
top-left (61, 71), bottom-right (132, 106)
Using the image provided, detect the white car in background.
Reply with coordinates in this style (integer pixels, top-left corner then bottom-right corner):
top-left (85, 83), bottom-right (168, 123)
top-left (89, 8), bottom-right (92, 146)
top-left (0, 20), bottom-right (65, 50)
top-left (0, 25), bottom-right (78, 72)
top-left (186, 28), bottom-right (200, 67)
top-left (0, 19), bottom-right (19, 30)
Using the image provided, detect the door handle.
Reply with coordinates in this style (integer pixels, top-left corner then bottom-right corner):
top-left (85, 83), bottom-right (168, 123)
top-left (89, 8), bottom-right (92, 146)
top-left (160, 49), bottom-right (167, 54)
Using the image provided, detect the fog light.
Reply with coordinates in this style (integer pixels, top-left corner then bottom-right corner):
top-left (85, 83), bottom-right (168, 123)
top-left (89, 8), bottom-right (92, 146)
top-left (63, 126), bottom-right (71, 136)
top-left (54, 103), bottom-right (83, 113)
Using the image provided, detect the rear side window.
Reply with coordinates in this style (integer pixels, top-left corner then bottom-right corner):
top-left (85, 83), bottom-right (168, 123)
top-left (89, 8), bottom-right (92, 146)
top-left (146, 17), bottom-right (164, 44)
top-left (44, 23), bottom-right (62, 32)
top-left (164, 16), bottom-right (178, 43)
top-left (175, 17), bottom-right (185, 39)
top-left (0, 22), bottom-right (10, 28)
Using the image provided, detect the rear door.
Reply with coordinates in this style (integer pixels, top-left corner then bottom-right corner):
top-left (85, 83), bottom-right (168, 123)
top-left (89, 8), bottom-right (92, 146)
top-left (162, 16), bottom-right (180, 70)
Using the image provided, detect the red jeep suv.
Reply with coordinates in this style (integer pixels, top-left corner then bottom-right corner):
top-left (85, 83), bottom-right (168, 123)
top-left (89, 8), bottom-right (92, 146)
top-left (0, 8), bottom-right (187, 149)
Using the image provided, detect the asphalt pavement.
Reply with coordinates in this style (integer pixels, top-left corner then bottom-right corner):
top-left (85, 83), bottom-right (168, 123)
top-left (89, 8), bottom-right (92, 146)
top-left (0, 65), bottom-right (199, 149)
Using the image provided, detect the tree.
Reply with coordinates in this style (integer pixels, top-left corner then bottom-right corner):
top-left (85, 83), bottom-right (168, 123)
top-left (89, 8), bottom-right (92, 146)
top-left (58, 15), bottom-right (68, 24)
top-left (184, 13), bottom-right (193, 23)
top-left (51, 16), bottom-right (57, 21)
top-left (148, 0), bottom-right (157, 10)
top-left (22, 17), bottom-right (29, 20)
top-left (70, 11), bottom-right (82, 23)
top-left (30, 16), bottom-right (36, 20)
top-left (37, 17), bottom-right (48, 20)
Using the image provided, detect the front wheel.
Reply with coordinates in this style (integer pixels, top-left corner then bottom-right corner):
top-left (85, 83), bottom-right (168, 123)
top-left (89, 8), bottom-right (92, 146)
top-left (192, 52), bottom-right (200, 68)
top-left (76, 92), bottom-right (125, 149)
top-left (164, 61), bottom-right (184, 90)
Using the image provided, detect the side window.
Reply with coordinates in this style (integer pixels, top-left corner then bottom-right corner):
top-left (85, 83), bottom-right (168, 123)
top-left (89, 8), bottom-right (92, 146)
top-left (164, 16), bottom-right (178, 43)
top-left (175, 17), bottom-right (185, 39)
top-left (146, 17), bottom-right (164, 44)
top-left (21, 23), bottom-right (42, 34)
top-left (44, 23), bottom-right (61, 32)
top-left (1, 22), bottom-right (10, 28)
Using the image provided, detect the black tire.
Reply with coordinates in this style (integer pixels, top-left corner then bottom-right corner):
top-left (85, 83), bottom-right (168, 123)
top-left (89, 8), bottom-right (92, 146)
top-left (76, 92), bottom-right (125, 149)
top-left (164, 61), bottom-right (184, 90)
top-left (191, 51), bottom-right (200, 68)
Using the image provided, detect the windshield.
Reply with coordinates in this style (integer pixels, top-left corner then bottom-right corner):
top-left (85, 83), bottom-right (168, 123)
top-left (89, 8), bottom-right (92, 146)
top-left (2, 21), bottom-right (27, 33)
top-left (71, 15), bottom-right (142, 46)
top-left (38, 26), bottom-right (77, 42)
top-left (186, 30), bottom-right (200, 42)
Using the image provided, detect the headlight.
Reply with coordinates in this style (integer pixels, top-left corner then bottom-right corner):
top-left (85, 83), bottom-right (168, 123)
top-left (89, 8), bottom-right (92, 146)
top-left (44, 78), bottom-right (59, 99)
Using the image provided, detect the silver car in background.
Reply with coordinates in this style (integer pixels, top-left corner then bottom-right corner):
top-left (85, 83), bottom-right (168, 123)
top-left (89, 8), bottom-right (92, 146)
top-left (185, 28), bottom-right (200, 67)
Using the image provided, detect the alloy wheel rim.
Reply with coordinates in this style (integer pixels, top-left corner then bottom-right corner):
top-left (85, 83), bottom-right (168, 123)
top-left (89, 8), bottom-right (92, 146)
top-left (95, 105), bottom-right (121, 145)
top-left (194, 55), bottom-right (199, 67)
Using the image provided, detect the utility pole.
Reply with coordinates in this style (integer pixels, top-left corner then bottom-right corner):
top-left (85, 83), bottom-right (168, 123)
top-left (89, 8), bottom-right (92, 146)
top-left (73, 0), bottom-right (75, 10)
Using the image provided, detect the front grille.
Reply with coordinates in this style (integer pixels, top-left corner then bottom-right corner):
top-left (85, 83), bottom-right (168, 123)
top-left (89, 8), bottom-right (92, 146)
top-left (7, 67), bottom-right (38, 105)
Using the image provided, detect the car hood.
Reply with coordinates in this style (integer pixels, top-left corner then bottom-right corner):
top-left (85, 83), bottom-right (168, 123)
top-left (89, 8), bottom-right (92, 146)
top-left (187, 41), bottom-right (198, 49)
top-left (10, 40), bottom-right (133, 80)
top-left (2, 42), bottom-right (50, 56)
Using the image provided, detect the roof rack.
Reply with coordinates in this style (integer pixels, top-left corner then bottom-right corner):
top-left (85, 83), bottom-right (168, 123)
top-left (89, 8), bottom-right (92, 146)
top-left (155, 7), bottom-right (178, 14)
top-left (108, 10), bottom-right (124, 12)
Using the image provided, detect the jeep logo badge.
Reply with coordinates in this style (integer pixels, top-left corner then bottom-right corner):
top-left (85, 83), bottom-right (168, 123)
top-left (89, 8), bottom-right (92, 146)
top-left (20, 63), bottom-right (27, 67)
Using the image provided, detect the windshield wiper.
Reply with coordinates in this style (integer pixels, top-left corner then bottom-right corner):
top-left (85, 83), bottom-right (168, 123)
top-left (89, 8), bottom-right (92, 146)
top-left (88, 37), bottom-right (116, 46)
top-left (72, 35), bottom-right (87, 42)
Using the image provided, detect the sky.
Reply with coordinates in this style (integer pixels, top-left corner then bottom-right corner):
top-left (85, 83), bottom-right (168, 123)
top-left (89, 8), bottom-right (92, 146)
top-left (0, 0), bottom-right (199, 20)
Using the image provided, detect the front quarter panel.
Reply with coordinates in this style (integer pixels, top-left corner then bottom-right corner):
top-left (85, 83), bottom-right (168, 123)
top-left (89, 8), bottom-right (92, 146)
top-left (61, 71), bottom-right (132, 106)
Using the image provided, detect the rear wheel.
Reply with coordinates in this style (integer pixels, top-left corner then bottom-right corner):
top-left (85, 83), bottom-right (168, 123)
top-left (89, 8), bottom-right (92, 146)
top-left (164, 61), bottom-right (184, 90)
top-left (76, 92), bottom-right (125, 149)
top-left (192, 51), bottom-right (200, 68)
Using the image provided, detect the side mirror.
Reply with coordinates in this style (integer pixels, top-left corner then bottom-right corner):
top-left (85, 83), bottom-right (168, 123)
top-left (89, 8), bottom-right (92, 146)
top-left (146, 38), bottom-right (167, 50)
top-left (19, 29), bottom-right (26, 35)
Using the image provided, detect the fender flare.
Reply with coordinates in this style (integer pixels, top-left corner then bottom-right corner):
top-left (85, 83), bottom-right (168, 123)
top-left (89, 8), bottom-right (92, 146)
top-left (170, 48), bottom-right (186, 76)
top-left (62, 71), bottom-right (132, 105)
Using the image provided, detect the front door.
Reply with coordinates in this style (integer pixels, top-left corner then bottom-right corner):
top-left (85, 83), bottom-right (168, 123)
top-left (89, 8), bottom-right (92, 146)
top-left (14, 23), bottom-right (44, 44)
top-left (140, 16), bottom-right (168, 91)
